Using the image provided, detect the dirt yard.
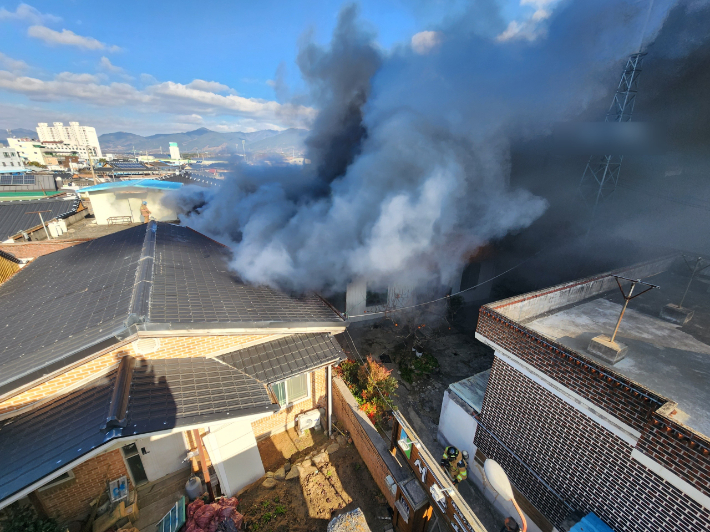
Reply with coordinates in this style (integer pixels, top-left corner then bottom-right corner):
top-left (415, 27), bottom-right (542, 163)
top-left (241, 428), bottom-right (390, 532)
top-left (344, 313), bottom-right (494, 448)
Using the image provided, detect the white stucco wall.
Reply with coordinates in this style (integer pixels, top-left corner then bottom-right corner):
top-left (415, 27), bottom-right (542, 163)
top-left (437, 390), bottom-right (479, 459)
top-left (203, 415), bottom-right (267, 497)
top-left (87, 189), bottom-right (178, 225)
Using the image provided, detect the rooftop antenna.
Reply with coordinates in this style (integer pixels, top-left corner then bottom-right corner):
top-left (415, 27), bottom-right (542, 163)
top-left (578, 0), bottom-right (654, 234)
top-left (588, 275), bottom-right (659, 364)
top-left (659, 256), bottom-right (710, 325)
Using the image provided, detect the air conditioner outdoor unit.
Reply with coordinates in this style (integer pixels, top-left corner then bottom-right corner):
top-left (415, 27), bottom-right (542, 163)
top-left (297, 409), bottom-right (321, 434)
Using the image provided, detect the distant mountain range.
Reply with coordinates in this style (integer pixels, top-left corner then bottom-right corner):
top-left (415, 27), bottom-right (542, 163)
top-left (1, 128), bottom-right (36, 142)
top-left (98, 127), bottom-right (309, 155)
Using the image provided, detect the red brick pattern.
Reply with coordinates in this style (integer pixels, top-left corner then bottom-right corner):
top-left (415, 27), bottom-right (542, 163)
top-left (477, 308), bottom-right (661, 432)
top-left (332, 377), bottom-right (396, 508)
top-left (477, 307), bottom-right (710, 501)
top-left (251, 366), bottom-right (328, 438)
top-left (475, 358), bottom-right (710, 531)
top-left (0, 240), bottom-right (87, 259)
top-left (637, 414), bottom-right (710, 497)
top-left (35, 449), bottom-right (131, 523)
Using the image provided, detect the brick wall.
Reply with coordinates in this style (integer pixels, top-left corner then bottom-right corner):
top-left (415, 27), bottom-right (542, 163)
top-left (477, 308), bottom-right (662, 432)
top-left (0, 334), bottom-right (273, 415)
top-left (477, 308), bottom-right (710, 500)
top-left (0, 240), bottom-right (87, 260)
top-left (474, 356), bottom-right (710, 531)
top-left (35, 449), bottom-right (130, 523)
top-left (332, 376), bottom-right (396, 508)
top-left (251, 366), bottom-right (328, 438)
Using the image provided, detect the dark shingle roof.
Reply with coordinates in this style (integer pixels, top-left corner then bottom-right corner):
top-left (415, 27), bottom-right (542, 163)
top-left (0, 196), bottom-right (80, 240)
top-left (0, 357), bottom-right (274, 504)
top-left (0, 373), bottom-right (116, 503)
top-left (0, 222), bottom-right (343, 395)
top-left (126, 358), bottom-right (274, 434)
top-left (0, 225), bottom-right (146, 393)
top-left (150, 224), bottom-right (343, 325)
top-left (218, 334), bottom-right (345, 383)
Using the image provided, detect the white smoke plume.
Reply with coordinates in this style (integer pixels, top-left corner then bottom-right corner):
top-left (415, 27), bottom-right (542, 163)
top-left (169, 0), bottom-right (684, 293)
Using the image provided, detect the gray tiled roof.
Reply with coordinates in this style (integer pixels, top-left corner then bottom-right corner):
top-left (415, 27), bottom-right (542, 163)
top-left (0, 357), bottom-right (274, 504)
top-left (0, 196), bottom-right (80, 240)
top-left (218, 334), bottom-right (345, 383)
top-left (150, 224), bottom-right (342, 325)
top-left (0, 225), bottom-right (146, 393)
top-left (0, 222), bottom-right (343, 395)
top-left (0, 373), bottom-right (116, 504)
top-left (125, 358), bottom-right (274, 434)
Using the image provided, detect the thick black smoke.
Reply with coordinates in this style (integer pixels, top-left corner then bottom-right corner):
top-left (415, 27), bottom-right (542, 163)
top-left (169, 0), bottom-right (707, 294)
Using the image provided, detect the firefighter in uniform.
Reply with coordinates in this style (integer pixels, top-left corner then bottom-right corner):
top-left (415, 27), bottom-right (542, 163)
top-left (140, 201), bottom-right (151, 223)
top-left (441, 447), bottom-right (469, 486)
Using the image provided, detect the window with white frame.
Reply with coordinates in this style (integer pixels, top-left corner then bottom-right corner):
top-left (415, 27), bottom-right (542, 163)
top-left (271, 373), bottom-right (309, 407)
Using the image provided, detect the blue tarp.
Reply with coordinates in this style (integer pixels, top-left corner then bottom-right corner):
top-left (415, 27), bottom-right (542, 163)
top-left (78, 179), bottom-right (183, 193)
top-left (570, 513), bottom-right (615, 532)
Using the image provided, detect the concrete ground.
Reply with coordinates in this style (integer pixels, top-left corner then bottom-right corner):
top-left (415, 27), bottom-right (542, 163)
top-left (133, 467), bottom-right (192, 532)
top-left (346, 314), bottom-right (504, 532)
top-left (528, 294), bottom-right (710, 437)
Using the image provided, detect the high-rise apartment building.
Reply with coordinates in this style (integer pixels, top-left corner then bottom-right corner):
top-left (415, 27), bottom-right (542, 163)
top-left (169, 142), bottom-right (180, 160)
top-left (36, 122), bottom-right (102, 158)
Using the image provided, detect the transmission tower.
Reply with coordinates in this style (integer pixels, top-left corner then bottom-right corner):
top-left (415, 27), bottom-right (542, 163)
top-left (579, 53), bottom-right (646, 217)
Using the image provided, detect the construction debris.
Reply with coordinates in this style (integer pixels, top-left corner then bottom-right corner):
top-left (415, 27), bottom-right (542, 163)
top-left (184, 497), bottom-right (244, 532)
top-left (327, 508), bottom-right (372, 532)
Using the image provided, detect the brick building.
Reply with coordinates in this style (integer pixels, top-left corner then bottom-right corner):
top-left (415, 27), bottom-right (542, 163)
top-left (0, 222), bottom-right (346, 523)
top-left (465, 256), bottom-right (710, 531)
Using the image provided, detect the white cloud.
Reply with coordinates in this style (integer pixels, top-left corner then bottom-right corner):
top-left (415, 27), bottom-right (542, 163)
top-left (0, 51), bottom-right (27, 72)
top-left (98, 56), bottom-right (133, 81)
top-left (496, 0), bottom-right (560, 42)
top-left (0, 69), bottom-right (316, 129)
top-left (0, 3), bottom-right (60, 25)
top-left (176, 113), bottom-right (204, 124)
top-left (140, 73), bottom-right (159, 86)
top-left (186, 79), bottom-right (231, 93)
top-left (411, 31), bottom-right (443, 55)
top-left (27, 25), bottom-right (120, 51)
top-left (54, 71), bottom-right (103, 83)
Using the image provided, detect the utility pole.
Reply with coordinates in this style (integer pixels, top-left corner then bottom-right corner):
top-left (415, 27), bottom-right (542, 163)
top-left (85, 146), bottom-right (98, 185)
top-left (25, 210), bottom-right (53, 240)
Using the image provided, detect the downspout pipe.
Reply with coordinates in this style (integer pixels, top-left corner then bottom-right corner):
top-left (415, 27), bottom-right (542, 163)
top-left (327, 365), bottom-right (333, 437)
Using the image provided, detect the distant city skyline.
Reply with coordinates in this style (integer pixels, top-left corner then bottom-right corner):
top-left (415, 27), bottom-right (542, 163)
top-left (0, 0), bottom-right (561, 135)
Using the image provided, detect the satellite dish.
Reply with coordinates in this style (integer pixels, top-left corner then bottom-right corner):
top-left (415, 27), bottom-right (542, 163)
top-left (483, 459), bottom-right (514, 501)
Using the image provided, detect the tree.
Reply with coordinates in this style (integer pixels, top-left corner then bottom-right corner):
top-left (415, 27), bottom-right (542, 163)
top-left (26, 161), bottom-right (46, 168)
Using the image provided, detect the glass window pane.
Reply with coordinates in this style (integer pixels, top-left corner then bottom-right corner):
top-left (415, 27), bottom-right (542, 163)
top-left (272, 382), bottom-right (287, 406)
top-left (287, 374), bottom-right (308, 402)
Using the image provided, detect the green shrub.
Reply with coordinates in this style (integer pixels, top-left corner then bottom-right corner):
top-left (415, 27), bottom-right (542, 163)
top-left (0, 504), bottom-right (63, 532)
top-left (335, 356), bottom-right (398, 429)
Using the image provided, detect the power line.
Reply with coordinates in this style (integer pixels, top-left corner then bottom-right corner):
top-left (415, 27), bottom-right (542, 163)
top-left (346, 247), bottom-right (547, 319)
top-left (617, 183), bottom-right (710, 213)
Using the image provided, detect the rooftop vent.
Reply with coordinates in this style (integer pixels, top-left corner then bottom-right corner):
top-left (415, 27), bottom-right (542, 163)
top-left (134, 337), bottom-right (160, 355)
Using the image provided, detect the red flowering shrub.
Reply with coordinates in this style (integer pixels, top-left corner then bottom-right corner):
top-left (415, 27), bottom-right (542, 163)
top-left (335, 356), bottom-right (398, 429)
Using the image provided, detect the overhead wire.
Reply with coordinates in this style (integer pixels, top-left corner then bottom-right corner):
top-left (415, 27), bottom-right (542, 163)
top-left (345, 246), bottom-right (548, 318)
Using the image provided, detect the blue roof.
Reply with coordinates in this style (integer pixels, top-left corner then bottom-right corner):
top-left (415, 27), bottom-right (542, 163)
top-left (0, 168), bottom-right (27, 174)
top-left (78, 179), bottom-right (183, 193)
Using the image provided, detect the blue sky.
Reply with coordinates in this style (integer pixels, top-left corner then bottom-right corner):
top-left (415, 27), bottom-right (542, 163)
top-left (0, 1), bottom-right (553, 135)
